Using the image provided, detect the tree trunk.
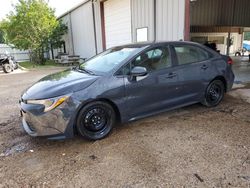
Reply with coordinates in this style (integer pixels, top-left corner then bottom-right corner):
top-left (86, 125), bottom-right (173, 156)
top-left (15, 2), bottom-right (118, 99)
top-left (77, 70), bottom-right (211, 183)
top-left (30, 49), bottom-right (45, 64)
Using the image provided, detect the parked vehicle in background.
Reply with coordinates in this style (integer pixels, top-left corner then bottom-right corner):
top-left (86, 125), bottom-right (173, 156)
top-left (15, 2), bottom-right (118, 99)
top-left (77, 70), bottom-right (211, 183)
top-left (20, 41), bottom-right (235, 141)
top-left (234, 48), bottom-right (249, 57)
top-left (243, 40), bottom-right (250, 51)
top-left (242, 41), bottom-right (250, 61)
top-left (0, 54), bottom-right (18, 73)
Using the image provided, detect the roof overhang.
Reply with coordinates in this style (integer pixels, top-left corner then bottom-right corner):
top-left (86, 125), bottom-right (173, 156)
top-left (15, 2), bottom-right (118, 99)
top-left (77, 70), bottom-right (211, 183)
top-left (57, 0), bottom-right (91, 19)
top-left (190, 0), bottom-right (250, 27)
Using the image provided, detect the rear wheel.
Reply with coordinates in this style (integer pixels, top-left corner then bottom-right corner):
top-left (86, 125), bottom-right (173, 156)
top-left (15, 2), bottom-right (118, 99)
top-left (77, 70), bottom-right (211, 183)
top-left (3, 63), bottom-right (12, 73)
top-left (202, 80), bottom-right (225, 107)
top-left (76, 101), bottom-right (115, 140)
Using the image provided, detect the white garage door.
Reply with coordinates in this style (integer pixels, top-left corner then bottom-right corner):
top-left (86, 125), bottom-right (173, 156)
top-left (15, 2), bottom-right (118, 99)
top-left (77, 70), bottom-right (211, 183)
top-left (104, 0), bottom-right (132, 49)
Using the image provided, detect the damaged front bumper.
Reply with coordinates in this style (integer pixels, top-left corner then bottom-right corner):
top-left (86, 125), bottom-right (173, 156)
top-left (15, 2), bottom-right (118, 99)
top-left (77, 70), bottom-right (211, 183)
top-left (20, 101), bottom-right (76, 139)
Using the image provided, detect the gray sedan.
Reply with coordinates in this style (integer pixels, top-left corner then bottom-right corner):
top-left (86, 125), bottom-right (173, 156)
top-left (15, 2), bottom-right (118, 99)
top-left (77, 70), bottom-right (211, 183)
top-left (20, 41), bottom-right (235, 140)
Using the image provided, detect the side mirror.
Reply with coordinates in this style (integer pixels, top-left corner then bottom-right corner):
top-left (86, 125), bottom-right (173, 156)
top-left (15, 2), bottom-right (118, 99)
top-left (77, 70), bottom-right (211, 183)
top-left (130, 66), bottom-right (148, 77)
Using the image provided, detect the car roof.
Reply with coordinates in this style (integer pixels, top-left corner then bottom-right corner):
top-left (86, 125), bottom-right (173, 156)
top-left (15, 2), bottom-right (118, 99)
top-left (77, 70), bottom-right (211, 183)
top-left (111, 41), bottom-right (202, 49)
top-left (111, 41), bottom-right (220, 57)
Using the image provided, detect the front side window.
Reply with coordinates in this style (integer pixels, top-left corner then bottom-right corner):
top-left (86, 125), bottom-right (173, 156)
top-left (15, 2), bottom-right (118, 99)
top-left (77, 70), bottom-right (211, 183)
top-left (174, 45), bottom-right (211, 65)
top-left (131, 47), bottom-right (172, 72)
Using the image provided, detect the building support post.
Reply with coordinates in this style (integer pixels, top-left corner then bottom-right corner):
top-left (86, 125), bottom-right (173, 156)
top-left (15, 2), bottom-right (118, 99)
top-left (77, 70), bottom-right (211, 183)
top-left (226, 32), bottom-right (231, 55)
top-left (69, 13), bottom-right (75, 55)
top-left (100, 1), bottom-right (106, 51)
top-left (92, 0), bottom-right (98, 55)
top-left (153, 0), bottom-right (157, 41)
top-left (184, 0), bottom-right (190, 41)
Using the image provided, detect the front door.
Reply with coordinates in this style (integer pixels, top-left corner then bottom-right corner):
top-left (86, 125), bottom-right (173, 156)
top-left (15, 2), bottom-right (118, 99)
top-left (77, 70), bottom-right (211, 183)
top-left (123, 46), bottom-right (181, 120)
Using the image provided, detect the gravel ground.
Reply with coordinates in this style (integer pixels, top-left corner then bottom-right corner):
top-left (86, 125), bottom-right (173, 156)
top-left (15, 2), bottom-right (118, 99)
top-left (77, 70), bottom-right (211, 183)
top-left (0, 68), bottom-right (249, 187)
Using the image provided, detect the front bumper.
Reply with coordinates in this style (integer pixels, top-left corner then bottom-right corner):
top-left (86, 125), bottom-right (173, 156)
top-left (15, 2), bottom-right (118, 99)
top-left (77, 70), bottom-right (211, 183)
top-left (20, 101), bottom-right (76, 139)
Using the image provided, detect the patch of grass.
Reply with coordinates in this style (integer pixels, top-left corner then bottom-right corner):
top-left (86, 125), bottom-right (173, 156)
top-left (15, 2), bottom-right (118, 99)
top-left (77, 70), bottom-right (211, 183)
top-left (19, 60), bottom-right (62, 69)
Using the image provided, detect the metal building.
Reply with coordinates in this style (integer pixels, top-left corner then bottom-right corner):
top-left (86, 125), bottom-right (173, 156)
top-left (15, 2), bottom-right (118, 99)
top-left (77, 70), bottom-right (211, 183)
top-left (55, 0), bottom-right (250, 58)
top-left (56, 0), bottom-right (188, 59)
top-left (190, 0), bottom-right (250, 55)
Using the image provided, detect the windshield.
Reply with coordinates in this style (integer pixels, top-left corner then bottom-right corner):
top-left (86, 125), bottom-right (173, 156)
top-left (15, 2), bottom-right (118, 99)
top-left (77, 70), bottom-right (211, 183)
top-left (79, 47), bottom-right (140, 74)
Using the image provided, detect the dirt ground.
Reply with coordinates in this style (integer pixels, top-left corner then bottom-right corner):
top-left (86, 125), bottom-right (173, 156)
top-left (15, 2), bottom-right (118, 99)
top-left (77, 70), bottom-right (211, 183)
top-left (0, 68), bottom-right (249, 187)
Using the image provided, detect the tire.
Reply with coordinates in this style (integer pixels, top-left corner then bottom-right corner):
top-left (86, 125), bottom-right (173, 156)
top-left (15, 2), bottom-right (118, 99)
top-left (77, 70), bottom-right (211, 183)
top-left (202, 80), bottom-right (225, 107)
top-left (3, 63), bottom-right (12, 73)
top-left (76, 101), bottom-right (115, 140)
top-left (235, 52), bottom-right (241, 56)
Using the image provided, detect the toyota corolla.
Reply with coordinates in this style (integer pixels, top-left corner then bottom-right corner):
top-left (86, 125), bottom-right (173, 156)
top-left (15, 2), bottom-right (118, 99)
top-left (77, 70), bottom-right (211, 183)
top-left (20, 41), bottom-right (235, 140)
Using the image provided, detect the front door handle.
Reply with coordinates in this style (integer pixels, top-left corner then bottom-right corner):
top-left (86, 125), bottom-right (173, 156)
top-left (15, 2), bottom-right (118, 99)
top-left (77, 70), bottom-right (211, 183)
top-left (166, 72), bottom-right (177, 79)
top-left (201, 65), bottom-right (208, 70)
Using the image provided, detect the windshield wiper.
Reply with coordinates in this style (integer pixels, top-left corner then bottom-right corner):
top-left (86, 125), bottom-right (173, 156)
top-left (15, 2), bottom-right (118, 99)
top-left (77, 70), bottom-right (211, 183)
top-left (77, 66), bottom-right (95, 75)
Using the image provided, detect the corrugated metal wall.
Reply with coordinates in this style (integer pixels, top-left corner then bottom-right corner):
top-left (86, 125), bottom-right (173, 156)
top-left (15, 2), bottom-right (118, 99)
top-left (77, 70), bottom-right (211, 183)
top-left (59, 0), bottom-right (186, 57)
top-left (131, 0), bottom-right (185, 42)
top-left (191, 0), bottom-right (250, 27)
top-left (156, 0), bottom-right (185, 41)
top-left (131, 0), bottom-right (155, 41)
top-left (93, 1), bottom-right (103, 53)
top-left (70, 1), bottom-right (96, 58)
top-left (61, 14), bottom-right (74, 55)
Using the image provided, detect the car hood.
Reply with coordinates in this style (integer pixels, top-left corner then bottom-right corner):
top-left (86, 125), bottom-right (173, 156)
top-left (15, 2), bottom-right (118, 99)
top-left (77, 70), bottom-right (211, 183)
top-left (22, 69), bottom-right (99, 100)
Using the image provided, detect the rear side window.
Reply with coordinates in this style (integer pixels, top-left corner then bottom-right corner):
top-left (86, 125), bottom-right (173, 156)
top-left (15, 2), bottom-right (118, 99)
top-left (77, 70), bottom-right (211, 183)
top-left (174, 45), bottom-right (212, 65)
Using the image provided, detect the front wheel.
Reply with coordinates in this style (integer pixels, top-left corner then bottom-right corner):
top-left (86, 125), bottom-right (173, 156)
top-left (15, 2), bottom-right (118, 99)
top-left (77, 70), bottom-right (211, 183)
top-left (202, 80), bottom-right (225, 107)
top-left (76, 101), bottom-right (115, 140)
top-left (3, 63), bottom-right (12, 73)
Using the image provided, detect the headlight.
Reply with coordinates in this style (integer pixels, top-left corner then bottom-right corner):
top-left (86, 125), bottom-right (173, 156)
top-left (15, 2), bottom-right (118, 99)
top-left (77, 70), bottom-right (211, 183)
top-left (27, 95), bottom-right (70, 112)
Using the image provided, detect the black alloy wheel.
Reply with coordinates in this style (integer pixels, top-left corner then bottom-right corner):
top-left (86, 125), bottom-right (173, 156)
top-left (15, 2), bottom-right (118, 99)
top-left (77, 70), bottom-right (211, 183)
top-left (202, 80), bottom-right (225, 107)
top-left (76, 101), bottom-right (115, 140)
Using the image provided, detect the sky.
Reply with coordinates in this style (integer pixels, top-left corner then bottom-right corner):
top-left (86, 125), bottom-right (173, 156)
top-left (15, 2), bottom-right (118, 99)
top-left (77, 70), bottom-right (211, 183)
top-left (0, 0), bottom-right (84, 21)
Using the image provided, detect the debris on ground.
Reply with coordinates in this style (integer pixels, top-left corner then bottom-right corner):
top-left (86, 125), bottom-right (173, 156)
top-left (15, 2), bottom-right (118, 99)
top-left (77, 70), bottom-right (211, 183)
top-left (194, 173), bottom-right (204, 182)
top-left (1, 143), bottom-right (29, 157)
top-left (89, 155), bottom-right (97, 160)
top-left (238, 176), bottom-right (250, 181)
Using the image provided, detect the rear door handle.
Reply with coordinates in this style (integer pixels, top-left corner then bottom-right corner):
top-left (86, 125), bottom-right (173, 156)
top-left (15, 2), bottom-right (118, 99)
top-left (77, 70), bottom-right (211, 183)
top-left (201, 65), bottom-right (208, 70)
top-left (166, 72), bottom-right (177, 79)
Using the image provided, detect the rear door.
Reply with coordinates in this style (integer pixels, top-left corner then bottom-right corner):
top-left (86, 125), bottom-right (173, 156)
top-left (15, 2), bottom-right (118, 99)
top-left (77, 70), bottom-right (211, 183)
top-left (171, 44), bottom-right (213, 103)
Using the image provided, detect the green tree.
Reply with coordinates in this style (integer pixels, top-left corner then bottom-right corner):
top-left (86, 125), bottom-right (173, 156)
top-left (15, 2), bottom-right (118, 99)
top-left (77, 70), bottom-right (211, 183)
top-left (0, 0), bottom-right (67, 64)
top-left (0, 30), bottom-right (5, 43)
